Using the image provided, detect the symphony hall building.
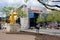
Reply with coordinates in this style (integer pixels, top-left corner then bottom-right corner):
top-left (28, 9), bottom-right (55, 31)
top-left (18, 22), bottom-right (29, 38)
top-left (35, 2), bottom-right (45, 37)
top-left (20, 4), bottom-right (48, 29)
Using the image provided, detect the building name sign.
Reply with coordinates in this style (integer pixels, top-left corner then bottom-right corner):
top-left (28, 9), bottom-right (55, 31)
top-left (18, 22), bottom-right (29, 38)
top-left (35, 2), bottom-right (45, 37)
top-left (32, 10), bottom-right (43, 13)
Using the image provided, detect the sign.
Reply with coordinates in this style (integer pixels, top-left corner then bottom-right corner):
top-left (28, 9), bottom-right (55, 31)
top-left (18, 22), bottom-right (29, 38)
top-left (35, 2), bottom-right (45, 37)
top-left (32, 10), bottom-right (42, 12)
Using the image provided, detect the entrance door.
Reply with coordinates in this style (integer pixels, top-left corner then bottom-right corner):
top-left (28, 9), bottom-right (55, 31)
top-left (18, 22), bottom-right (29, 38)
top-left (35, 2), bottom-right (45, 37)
top-left (29, 12), bottom-right (39, 28)
top-left (34, 13), bottom-right (39, 27)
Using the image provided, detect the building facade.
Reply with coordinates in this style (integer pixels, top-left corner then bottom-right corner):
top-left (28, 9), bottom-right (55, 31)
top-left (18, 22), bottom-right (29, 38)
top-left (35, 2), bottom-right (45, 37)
top-left (20, 5), bottom-right (47, 29)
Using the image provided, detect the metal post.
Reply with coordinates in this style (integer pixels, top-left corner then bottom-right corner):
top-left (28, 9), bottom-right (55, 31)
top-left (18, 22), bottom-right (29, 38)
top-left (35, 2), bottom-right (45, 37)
top-left (35, 23), bottom-right (40, 40)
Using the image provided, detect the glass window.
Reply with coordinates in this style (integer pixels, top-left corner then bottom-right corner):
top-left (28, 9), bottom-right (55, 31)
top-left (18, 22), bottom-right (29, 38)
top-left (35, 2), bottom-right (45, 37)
top-left (29, 12), bottom-right (35, 18)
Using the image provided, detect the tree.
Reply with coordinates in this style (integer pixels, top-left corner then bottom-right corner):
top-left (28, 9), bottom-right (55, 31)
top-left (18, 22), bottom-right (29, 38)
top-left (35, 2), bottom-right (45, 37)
top-left (16, 8), bottom-right (27, 18)
top-left (38, 0), bottom-right (60, 12)
top-left (36, 17), bottom-right (45, 23)
top-left (46, 14), bottom-right (54, 22)
top-left (2, 7), bottom-right (14, 18)
top-left (2, 7), bottom-right (27, 18)
top-left (52, 11), bottom-right (60, 23)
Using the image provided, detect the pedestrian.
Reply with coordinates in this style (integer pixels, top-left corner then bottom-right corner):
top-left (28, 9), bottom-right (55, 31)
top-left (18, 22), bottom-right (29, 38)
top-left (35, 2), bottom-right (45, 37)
top-left (0, 23), bottom-right (1, 29)
top-left (36, 23), bottom-right (40, 33)
top-left (16, 17), bottom-right (20, 25)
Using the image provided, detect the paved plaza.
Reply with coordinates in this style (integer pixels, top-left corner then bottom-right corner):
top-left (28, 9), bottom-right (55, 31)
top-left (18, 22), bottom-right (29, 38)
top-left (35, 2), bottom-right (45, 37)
top-left (21, 29), bottom-right (60, 36)
top-left (0, 29), bottom-right (60, 40)
top-left (0, 30), bottom-right (35, 40)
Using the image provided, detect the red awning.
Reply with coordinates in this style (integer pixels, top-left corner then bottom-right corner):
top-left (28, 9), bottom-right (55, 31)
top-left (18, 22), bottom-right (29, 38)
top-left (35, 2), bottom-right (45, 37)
top-left (32, 10), bottom-right (42, 12)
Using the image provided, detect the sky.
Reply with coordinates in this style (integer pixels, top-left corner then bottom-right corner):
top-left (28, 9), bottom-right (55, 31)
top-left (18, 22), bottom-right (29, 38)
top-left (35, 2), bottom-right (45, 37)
top-left (0, 0), bottom-right (60, 17)
top-left (0, 0), bottom-right (60, 11)
top-left (0, 0), bottom-right (60, 8)
top-left (0, 0), bottom-right (24, 9)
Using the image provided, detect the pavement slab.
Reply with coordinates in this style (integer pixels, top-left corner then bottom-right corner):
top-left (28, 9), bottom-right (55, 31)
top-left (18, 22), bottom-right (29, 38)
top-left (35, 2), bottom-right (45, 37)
top-left (20, 29), bottom-right (60, 36)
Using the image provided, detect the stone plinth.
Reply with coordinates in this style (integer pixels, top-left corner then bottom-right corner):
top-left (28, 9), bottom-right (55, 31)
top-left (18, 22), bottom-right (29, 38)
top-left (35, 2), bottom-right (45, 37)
top-left (2, 23), bottom-right (20, 33)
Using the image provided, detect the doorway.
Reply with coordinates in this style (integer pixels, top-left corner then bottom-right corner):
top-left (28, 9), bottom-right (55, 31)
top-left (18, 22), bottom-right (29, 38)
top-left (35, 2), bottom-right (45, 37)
top-left (29, 12), bottom-right (39, 28)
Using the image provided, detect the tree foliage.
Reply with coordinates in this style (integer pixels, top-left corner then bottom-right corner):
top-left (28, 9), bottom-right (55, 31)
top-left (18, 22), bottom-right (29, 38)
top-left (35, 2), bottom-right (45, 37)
top-left (52, 11), bottom-right (60, 23)
top-left (37, 11), bottom-right (60, 23)
top-left (16, 8), bottom-right (27, 18)
top-left (46, 14), bottom-right (54, 22)
top-left (2, 7), bottom-right (14, 17)
top-left (2, 7), bottom-right (27, 18)
top-left (36, 17), bottom-right (45, 23)
top-left (48, 11), bottom-right (60, 23)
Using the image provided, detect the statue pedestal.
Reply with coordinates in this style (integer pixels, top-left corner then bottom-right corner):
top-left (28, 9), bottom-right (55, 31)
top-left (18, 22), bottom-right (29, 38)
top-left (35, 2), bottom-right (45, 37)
top-left (2, 23), bottom-right (20, 33)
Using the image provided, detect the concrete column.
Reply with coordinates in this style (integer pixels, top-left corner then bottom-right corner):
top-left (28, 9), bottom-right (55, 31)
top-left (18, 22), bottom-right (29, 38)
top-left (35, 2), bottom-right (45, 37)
top-left (20, 7), bottom-right (29, 30)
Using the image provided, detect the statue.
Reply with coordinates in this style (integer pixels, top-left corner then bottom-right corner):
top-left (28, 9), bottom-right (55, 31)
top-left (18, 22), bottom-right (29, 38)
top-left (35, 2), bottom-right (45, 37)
top-left (9, 12), bottom-right (18, 24)
top-left (2, 10), bottom-right (20, 33)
